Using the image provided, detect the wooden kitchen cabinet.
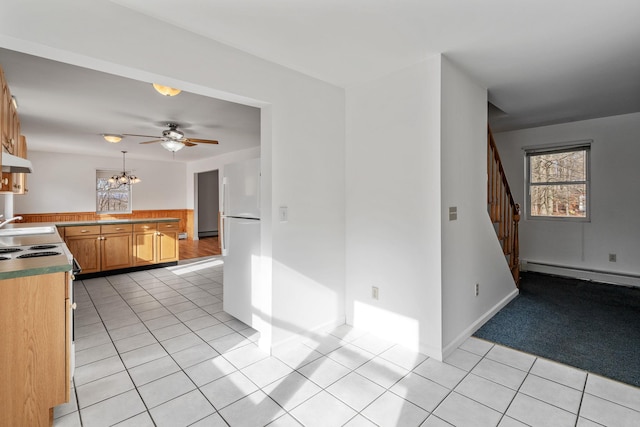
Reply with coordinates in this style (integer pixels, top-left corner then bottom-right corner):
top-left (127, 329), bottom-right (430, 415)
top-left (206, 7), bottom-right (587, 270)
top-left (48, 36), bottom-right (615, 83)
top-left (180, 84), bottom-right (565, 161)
top-left (157, 222), bottom-right (179, 263)
top-left (133, 222), bottom-right (157, 266)
top-left (64, 227), bottom-right (101, 274)
top-left (0, 65), bottom-right (28, 194)
top-left (63, 220), bottom-right (178, 275)
top-left (133, 222), bottom-right (179, 265)
top-left (64, 224), bottom-right (133, 273)
top-left (100, 224), bottom-right (133, 271)
top-left (0, 271), bottom-right (71, 426)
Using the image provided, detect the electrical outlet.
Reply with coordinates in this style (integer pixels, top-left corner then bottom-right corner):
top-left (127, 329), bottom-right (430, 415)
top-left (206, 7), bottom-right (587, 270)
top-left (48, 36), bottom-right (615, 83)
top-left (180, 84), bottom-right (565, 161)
top-left (475, 283), bottom-right (480, 297)
top-left (609, 253), bottom-right (617, 262)
top-left (372, 286), bottom-right (379, 300)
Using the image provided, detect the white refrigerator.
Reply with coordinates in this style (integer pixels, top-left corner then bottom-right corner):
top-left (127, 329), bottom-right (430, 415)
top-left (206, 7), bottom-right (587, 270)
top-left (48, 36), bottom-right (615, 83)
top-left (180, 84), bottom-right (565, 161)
top-left (221, 158), bottom-right (261, 327)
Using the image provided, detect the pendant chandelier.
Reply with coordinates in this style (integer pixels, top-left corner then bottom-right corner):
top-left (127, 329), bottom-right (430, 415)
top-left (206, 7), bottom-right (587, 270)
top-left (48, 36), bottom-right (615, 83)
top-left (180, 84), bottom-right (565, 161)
top-left (108, 151), bottom-right (140, 186)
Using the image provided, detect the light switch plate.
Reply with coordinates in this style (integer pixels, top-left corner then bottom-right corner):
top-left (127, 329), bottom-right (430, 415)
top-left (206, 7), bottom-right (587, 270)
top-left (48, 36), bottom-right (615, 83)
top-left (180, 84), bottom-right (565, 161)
top-left (449, 207), bottom-right (457, 221)
top-left (279, 206), bottom-right (288, 222)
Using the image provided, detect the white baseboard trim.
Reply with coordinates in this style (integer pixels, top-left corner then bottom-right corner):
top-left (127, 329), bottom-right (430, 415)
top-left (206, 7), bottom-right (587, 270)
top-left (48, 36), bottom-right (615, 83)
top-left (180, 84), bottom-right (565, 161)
top-left (442, 288), bottom-right (519, 359)
top-left (522, 260), bottom-right (640, 289)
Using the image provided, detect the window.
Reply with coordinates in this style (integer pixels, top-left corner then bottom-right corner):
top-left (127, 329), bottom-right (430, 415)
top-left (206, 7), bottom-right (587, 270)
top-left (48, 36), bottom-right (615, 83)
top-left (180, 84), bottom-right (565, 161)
top-left (96, 170), bottom-right (132, 214)
top-left (525, 143), bottom-right (590, 220)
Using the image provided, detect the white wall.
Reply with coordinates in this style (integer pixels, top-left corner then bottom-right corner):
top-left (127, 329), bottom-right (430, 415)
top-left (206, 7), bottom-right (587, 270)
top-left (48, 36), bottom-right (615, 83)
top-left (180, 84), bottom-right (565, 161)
top-left (440, 58), bottom-right (517, 355)
top-left (495, 112), bottom-right (640, 287)
top-left (346, 55), bottom-right (517, 359)
top-left (1, 0), bottom-right (346, 351)
top-left (346, 56), bottom-right (443, 356)
top-left (11, 151), bottom-right (186, 214)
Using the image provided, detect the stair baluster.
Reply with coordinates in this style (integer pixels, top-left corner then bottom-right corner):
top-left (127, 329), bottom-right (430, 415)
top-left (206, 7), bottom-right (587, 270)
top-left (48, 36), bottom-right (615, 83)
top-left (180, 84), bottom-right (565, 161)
top-left (487, 127), bottom-right (521, 287)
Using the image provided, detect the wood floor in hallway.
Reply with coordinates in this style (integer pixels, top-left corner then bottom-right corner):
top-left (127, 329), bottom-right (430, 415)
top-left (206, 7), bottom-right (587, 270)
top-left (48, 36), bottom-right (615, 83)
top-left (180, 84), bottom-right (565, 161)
top-left (179, 236), bottom-right (221, 260)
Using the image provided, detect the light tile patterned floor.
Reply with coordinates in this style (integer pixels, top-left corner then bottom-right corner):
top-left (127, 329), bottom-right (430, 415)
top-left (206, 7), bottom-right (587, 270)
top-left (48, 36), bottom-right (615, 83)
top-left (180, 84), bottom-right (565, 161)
top-left (53, 257), bottom-right (640, 426)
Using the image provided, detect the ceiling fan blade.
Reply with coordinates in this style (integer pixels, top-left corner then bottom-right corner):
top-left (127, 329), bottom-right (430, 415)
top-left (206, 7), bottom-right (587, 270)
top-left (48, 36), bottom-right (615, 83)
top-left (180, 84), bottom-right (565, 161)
top-left (183, 141), bottom-right (197, 147)
top-left (184, 138), bottom-right (219, 144)
top-left (139, 139), bottom-right (163, 144)
top-left (123, 133), bottom-right (160, 138)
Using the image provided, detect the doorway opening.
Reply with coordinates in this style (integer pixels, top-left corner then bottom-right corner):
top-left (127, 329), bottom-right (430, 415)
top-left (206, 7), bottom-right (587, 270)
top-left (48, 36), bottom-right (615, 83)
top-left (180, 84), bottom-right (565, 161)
top-left (196, 169), bottom-right (220, 239)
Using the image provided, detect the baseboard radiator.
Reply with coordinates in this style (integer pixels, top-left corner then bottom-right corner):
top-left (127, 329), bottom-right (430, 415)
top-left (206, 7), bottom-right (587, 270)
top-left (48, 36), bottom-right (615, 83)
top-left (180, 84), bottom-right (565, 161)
top-left (522, 260), bottom-right (640, 288)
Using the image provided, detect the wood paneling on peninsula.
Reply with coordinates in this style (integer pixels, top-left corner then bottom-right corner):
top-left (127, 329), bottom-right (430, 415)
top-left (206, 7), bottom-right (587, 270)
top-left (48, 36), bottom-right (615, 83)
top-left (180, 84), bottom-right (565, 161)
top-left (17, 209), bottom-right (194, 238)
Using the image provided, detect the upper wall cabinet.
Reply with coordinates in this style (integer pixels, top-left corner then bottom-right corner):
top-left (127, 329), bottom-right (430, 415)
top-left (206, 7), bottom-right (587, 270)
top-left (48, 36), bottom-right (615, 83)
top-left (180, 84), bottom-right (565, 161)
top-left (0, 65), bottom-right (28, 194)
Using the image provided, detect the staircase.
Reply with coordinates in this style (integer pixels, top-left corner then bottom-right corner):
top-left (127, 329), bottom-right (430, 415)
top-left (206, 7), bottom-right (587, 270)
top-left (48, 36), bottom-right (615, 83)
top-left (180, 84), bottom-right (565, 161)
top-left (487, 127), bottom-right (521, 287)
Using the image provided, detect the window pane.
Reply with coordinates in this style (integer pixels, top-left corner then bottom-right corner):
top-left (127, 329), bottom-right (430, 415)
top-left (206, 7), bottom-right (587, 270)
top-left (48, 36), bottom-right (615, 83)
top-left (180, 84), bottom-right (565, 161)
top-left (96, 172), bottom-right (131, 213)
top-left (530, 184), bottom-right (586, 217)
top-left (530, 150), bottom-right (586, 183)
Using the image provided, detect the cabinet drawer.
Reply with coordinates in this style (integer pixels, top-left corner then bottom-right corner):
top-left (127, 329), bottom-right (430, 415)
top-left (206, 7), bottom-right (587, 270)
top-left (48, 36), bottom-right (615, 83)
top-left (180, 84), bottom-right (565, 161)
top-left (64, 225), bottom-right (100, 236)
top-left (158, 222), bottom-right (179, 231)
top-left (101, 224), bottom-right (133, 234)
top-left (134, 222), bottom-right (157, 232)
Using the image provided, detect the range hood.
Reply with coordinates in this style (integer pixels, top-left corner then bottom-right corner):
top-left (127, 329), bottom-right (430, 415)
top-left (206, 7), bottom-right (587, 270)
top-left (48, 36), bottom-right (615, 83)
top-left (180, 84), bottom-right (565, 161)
top-left (2, 153), bottom-right (33, 173)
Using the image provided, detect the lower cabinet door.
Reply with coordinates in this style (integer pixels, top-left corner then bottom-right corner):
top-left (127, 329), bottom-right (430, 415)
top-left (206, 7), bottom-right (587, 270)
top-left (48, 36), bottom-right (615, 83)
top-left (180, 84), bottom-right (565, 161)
top-left (133, 231), bottom-right (157, 266)
top-left (101, 233), bottom-right (133, 270)
top-left (65, 235), bottom-right (100, 274)
top-left (157, 230), bottom-right (179, 263)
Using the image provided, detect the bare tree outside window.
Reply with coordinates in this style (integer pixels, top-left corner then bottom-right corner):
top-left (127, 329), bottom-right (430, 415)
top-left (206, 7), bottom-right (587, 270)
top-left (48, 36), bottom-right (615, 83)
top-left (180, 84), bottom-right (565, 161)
top-left (96, 170), bottom-right (132, 214)
top-left (526, 145), bottom-right (590, 220)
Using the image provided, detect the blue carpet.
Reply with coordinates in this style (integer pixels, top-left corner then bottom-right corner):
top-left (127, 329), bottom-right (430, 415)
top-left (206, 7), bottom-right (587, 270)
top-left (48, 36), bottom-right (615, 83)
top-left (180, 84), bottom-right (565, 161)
top-left (473, 272), bottom-right (640, 387)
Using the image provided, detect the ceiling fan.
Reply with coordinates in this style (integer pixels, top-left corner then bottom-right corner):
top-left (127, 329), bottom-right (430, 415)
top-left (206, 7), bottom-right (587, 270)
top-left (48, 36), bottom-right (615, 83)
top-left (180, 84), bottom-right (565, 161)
top-left (123, 123), bottom-right (219, 152)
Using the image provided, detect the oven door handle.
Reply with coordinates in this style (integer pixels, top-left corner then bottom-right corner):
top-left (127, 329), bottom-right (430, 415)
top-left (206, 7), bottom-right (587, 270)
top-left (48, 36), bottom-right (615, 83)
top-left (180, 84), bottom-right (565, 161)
top-left (72, 258), bottom-right (82, 275)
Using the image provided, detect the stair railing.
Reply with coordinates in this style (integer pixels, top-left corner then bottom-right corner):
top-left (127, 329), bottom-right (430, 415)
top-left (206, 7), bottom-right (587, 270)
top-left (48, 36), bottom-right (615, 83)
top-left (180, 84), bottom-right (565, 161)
top-left (487, 127), bottom-right (521, 287)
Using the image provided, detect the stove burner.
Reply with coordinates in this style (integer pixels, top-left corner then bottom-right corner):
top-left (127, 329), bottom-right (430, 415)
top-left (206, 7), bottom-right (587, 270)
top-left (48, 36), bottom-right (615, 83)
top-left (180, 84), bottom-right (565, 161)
top-left (17, 251), bottom-right (62, 259)
top-left (0, 248), bottom-right (22, 254)
top-left (0, 256), bottom-right (10, 260)
top-left (29, 245), bottom-right (58, 250)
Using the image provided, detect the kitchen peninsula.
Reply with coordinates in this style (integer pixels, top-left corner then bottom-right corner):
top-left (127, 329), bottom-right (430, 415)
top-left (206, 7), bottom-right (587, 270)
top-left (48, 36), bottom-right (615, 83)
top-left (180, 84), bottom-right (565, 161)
top-left (56, 217), bottom-right (180, 278)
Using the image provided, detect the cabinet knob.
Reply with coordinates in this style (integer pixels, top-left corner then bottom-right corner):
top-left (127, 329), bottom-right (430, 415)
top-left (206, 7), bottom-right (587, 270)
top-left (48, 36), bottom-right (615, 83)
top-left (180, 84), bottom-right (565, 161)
top-left (81, 230), bottom-right (89, 233)
top-left (71, 302), bottom-right (77, 310)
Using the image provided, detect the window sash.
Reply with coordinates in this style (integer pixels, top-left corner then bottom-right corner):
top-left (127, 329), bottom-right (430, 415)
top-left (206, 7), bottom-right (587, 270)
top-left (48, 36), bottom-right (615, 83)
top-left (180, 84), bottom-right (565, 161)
top-left (525, 144), bottom-right (590, 221)
top-left (96, 170), bottom-right (132, 214)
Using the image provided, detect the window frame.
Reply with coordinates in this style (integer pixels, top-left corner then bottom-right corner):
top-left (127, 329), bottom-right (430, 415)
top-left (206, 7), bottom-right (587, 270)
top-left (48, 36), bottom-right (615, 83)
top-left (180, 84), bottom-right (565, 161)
top-left (524, 141), bottom-right (591, 222)
top-left (96, 169), bottom-right (133, 214)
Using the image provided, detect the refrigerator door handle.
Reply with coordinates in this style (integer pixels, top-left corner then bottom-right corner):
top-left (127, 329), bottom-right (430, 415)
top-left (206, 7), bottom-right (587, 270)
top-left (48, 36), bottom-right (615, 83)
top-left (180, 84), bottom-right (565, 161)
top-left (221, 176), bottom-right (228, 217)
top-left (221, 216), bottom-right (228, 256)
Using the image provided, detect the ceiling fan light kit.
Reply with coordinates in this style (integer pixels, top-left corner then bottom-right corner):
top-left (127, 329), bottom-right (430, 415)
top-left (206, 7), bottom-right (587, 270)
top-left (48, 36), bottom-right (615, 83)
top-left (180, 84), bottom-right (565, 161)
top-left (122, 123), bottom-right (219, 153)
top-left (103, 134), bottom-right (123, 143)
top-left (152, 83), bottom-right (181, 97)
top-left (108, 151), bottom-right (140, 186)
top-left (160, 140), bottom-right (185, 152)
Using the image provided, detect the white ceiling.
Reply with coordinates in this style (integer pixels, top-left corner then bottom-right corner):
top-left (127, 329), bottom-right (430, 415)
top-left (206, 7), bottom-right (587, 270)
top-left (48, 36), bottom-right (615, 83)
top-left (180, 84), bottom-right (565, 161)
top-left (2, 0), bottom-right (640, 162)
top-left (0, 48), bottom-right (261, 162)
top-left (112, 0), bottom-right (640, 130)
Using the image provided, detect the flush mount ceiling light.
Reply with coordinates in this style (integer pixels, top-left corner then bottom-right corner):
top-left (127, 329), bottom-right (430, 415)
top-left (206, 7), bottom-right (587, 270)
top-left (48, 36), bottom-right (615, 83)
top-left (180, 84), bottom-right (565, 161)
top-left (103, 134), bottom-right (123, 143)
top-left (108, 151), bottom-right (140, 186)
top-left (152, 83), bottom-right (181, 97)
